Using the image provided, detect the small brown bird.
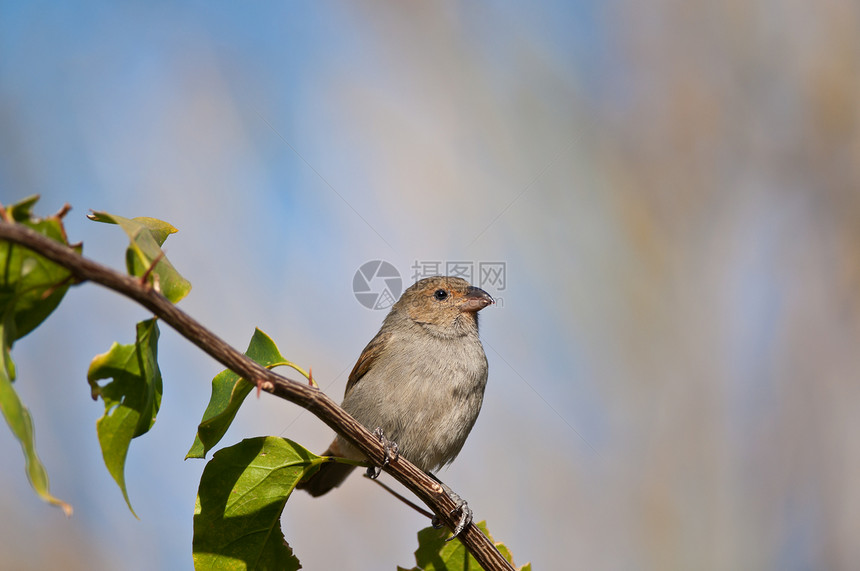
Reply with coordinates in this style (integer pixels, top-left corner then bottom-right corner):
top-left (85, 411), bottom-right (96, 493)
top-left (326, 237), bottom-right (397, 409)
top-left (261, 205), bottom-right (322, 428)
top-left (298, 276), bottom-right (493, 533)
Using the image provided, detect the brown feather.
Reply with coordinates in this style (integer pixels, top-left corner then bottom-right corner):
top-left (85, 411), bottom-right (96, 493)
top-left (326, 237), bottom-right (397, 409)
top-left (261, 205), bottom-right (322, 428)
top-left (344, 330), bottom-right (391, 395)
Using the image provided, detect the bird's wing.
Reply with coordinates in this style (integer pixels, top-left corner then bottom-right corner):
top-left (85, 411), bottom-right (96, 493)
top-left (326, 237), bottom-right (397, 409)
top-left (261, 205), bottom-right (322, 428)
top-left (344, 330), bottom-right (392, 395)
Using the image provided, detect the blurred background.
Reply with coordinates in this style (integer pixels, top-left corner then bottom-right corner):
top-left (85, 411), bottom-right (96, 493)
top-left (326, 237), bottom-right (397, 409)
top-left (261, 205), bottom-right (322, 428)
top-left (2, 1), bottom-right (859, 569)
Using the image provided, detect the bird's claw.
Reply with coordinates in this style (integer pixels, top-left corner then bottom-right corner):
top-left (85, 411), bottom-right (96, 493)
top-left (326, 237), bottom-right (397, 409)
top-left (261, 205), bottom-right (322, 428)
top-left (365, 427), bottom-right (399, 480)
top-left (431, 488), bottom-right (472, 539)
top-left (446, 493), bottom-right (473, 540)
top-left (365, 465), bottom-right (381, 479)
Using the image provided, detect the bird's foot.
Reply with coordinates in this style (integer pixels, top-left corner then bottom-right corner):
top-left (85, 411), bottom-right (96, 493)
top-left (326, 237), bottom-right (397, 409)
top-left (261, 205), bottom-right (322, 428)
top-left (365, 427), bottom-right (399, 479)
top-left (430, 481), bottom-right (473, 539)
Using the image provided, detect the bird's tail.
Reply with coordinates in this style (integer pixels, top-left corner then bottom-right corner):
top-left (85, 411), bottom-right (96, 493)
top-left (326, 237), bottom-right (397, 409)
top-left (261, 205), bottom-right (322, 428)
top-left (296, 442), bottom-right (357, 497)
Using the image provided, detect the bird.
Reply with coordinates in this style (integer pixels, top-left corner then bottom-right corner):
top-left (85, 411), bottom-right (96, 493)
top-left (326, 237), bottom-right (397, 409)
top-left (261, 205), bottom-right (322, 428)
top-left (297, 275), bottom-right (493, 534)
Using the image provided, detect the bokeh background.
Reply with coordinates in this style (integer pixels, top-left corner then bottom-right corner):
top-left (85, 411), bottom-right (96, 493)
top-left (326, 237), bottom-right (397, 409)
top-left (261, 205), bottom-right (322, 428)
top-left (2, 2), bottom-right (859, 570)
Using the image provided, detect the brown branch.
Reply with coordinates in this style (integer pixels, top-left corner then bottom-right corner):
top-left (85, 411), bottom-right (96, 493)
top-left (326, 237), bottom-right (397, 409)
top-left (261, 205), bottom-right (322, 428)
top-left (0, 219), bottom-right (515, 571)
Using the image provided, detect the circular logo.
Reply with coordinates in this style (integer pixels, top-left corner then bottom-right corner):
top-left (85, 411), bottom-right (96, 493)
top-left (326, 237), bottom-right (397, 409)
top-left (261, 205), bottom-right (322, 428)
top-left (353, 261), bottom-right (402, 310)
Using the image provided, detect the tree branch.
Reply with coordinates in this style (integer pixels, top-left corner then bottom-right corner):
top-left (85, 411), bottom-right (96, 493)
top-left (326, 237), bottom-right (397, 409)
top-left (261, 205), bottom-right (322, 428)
top-left (0, 219), bottom-right (515, 571)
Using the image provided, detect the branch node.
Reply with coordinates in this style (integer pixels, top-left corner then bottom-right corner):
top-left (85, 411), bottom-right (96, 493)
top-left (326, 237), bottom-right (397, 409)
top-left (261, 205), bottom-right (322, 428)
top-left (255, 379), bottom-right (275, 398)
top-left (56, 203), bottom-right (72, 219)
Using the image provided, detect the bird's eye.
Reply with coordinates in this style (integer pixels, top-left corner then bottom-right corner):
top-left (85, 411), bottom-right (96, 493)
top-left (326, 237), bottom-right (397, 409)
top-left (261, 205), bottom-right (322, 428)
top-left (433, 289), bottom-right (449, 301)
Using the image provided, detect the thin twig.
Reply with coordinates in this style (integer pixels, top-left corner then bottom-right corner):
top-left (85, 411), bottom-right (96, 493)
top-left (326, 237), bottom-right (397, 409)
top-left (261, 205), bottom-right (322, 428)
top-left (139, 250), bottom-right (165, 286)
top-left (365, 473), bottom-right (435, 520)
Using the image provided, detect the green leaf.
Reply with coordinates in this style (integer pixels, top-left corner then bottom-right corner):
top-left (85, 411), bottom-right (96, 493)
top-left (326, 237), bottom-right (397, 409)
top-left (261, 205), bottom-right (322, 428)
top-left (88, 211), bottom-right (191, 303)
top-left (193, 436), bottom-right (322, 570)
top-left (187, 328), bottom-right (310, 460)
top-left (0, 316), bottom-right (72, 515)
top-left (0, 195), bottom-right (78, 514)
top-left (1, 195), bottom-right (81, 341)
top-left (398, 520), bottom-right (531, 571)
top-left (5, 195), bottom-right (41, 221)
top-left (87, 318), bottom-right (163, 517)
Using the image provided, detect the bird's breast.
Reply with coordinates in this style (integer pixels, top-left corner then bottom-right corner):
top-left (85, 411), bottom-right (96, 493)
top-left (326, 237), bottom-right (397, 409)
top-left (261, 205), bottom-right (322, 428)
top-left (340, 333), bottom-right (488, 471)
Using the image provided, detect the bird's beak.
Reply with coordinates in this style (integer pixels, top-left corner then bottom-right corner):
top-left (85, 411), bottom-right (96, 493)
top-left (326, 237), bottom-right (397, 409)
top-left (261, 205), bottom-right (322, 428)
top-left (460, 286), bottom-right (494, 312)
